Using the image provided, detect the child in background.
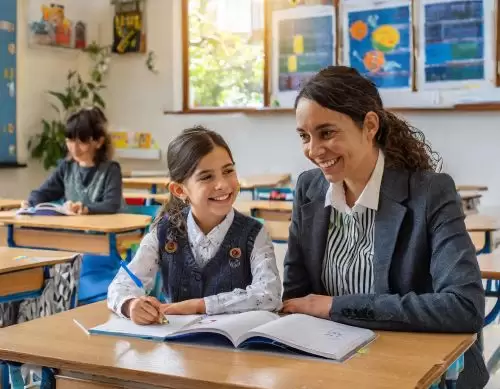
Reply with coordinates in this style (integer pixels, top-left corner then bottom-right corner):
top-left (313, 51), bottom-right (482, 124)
top-left (23, 107), bottom-right (123, 214)
top-left (108, 126), bottom-right (282, 324)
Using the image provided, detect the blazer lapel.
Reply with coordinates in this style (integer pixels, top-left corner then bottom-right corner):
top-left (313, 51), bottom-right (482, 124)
top-left (301, 174), bottom-right (330, 294)
top-left (373, 168), bottom-right (409, 293)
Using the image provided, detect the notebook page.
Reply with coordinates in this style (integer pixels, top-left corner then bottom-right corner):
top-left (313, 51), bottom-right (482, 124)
top-left (241, 314), bottom-right (375, 360)
top-left (89, 314), bottom-right (202, 340)
top-left (172, 311), bottom-right (280, 346)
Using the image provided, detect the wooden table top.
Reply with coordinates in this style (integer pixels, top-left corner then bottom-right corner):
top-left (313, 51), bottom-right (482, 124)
top-left (239, 173), bottom-right (292, 189)
top-left (0, 302), bottom-right (476, 389)
top-left (459, 191), bottom-right (482, 201)
top-left (0, 214), bottom-right (151, 233)
top-left (478, 253), bottom-right (500, 280)
top-left (0, 199), bottom-right (22, 211)
top-left (122, 177), bottom-right (171, 187)
top-left (264, 220), bottom-right (290, 241)
top-left (123, 192), bottom-right (170, 203)
top-left (456, 185), bottom-right (488, 192)
top-left (0, 246), bottom-right (78, 274)
top-left (234, 200), bottom-right (293, 215)
top-left (465, 214), bottom-right (500, 232)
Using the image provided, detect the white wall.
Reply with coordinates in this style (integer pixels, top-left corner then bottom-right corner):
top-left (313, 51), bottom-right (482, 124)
top-left (3, 0), bottom-right (500, 210)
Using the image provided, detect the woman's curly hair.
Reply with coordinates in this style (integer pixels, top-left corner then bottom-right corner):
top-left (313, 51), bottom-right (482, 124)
top-left (295, 66), bottom-right (442, 172)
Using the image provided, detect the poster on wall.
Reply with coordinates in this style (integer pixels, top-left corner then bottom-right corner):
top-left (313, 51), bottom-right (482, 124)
top-left (417, 0), bottom-right (496, 90)
top-left (0, 0), bottom-right (17, 163)
top-left (28, 0), bottom-right (88, 49)
top-left (112, 0), bottom-right (146, 54)
top-left (271, 5), bottom-right (335, 107)
top-left (342, 0), bottom-right (413, 90)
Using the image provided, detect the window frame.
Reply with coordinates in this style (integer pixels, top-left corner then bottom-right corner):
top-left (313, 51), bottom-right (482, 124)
top-left (181, 0), bottom-right (271, 113)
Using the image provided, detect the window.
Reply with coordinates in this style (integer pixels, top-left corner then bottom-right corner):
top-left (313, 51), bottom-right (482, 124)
top-left (184, 0), bottom-right (267, 110)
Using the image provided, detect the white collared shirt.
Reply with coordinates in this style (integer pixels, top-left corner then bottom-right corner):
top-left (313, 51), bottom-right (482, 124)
top-left (322, 151), bottom-right (385, 296)
top-left (108, 208), bottom-right (282, 316)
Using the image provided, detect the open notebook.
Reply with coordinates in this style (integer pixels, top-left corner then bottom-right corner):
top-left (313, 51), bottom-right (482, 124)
top-left (89, 311), bottom-right (376, 361)
top-left (16, 203), bottom-right (75, 216)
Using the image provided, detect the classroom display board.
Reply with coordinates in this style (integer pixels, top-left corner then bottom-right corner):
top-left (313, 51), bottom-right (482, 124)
top-left (271, 4), bottom-right (336, 107)
top-left (342, 0), bottom-right (412, 90)
top-left (0, 0), bottom-right (17, 163)
top-left (417, 0), bottom-right (496, 90)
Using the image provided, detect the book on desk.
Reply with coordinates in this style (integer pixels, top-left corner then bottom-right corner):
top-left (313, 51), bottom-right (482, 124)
top-left (16, 203), bottom-right (74, 216)
top-left (89, 310), bottom-right (375, 361)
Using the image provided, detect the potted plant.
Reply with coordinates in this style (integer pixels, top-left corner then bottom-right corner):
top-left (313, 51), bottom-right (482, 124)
top-left (28, 42), bottom-right (111, 170)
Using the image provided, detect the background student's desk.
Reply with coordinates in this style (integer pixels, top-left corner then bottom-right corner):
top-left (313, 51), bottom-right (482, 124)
top-left (122, 176), bottom-right (171, 193)
top-left (234, 200), bottom-right (293, 221)
top-left (465, 214), bottom-right (500, 254)
top-left (0, 302), bottom-right (476, 389)
top-left (0, 214), bottom-right (151, 259)
top-left (239, 173), bottom-right (292, 200)
top-left (478, 253), bottom-right (500, 374)
top-left (123, 192), bottom-right (169, 204)
top-left (456, 185), bottom-right (488, 192)
top-left (0, 199), bottom-right (22, 211)
top-left (0, 246), bottom-right (78, 300)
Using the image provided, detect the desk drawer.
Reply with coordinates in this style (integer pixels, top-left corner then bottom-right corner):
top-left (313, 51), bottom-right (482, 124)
top-left (56, 376), bottom-right (122, 389)
top-left (0, 267), bottom-right (44, 297)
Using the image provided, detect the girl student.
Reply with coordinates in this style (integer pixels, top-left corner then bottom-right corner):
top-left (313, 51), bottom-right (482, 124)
top-left (24, 106), bottom-right (123, 214)
top-left (108, 126), bottom-right (282, 324)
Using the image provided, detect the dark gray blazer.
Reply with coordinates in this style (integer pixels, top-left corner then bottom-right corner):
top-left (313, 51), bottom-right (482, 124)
top-left (283, 167), bottom-right (488, 389)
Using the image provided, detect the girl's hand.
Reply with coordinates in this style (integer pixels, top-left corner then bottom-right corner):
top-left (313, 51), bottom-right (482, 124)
top-left (160, 299), bottom-right (206, 315)
top-left (124, 296), bottom-right (163, 325)
top-left (281, 294), bottom-right (333, 319)
top-left (20, 200), bottom-right (30, 209)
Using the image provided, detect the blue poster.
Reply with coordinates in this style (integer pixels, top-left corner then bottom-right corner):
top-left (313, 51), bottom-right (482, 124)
top-left (278, 14), bottom-right (334, 92)
top-left (0, 0), bottom-right (17, 163)
top-left (347, 5), bottom-right (412, 89)
top-left (424, 1), bottom-right (484, 83)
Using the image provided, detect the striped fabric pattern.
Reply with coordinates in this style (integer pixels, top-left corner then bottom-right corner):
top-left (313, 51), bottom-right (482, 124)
top-left (321, 207), bottom-right (376, 296)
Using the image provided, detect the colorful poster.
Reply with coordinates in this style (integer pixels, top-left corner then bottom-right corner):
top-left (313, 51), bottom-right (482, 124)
top-left (417, 0), bottom-right (496, 90)
top-left (28, 0), bottom-right (87, 49)
top-left (343, 0), bottom-right (412, 90)
top-left (272, 5), bottom-right (335, 107)
top-left (0, 0), bottom-right (17, 163)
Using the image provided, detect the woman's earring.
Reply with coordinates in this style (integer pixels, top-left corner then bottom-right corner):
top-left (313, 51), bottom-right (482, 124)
top-left (183, 197), bottom-right (190, 205)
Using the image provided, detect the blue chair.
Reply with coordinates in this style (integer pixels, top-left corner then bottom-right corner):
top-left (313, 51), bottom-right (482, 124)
top-left (77, 205), bottom-right (160, 306)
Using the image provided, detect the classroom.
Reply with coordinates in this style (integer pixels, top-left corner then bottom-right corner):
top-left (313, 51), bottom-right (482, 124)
top-left (0, 0), bottom-right (500, 388)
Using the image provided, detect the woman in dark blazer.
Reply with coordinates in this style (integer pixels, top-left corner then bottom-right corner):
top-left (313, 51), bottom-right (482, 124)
top-left (282, 66), bottom-right (487, 389)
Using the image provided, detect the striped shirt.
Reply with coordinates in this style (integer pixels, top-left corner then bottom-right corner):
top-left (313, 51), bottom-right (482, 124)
top-left (322, 151), bottom-right (385, 296)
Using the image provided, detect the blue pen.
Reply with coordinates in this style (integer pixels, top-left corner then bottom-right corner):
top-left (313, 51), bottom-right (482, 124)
top-left (119, 261), bottom-right (145, 291)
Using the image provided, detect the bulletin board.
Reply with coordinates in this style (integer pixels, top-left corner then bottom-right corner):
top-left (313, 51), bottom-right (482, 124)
top-left (269, 1), bottom-right (336, 107)
top-left (341, 0), bottom-right (413, 91)
top-left (267, 0), bottom-right (500, 109)
top-left (0, 0), bottom-right (17, 164)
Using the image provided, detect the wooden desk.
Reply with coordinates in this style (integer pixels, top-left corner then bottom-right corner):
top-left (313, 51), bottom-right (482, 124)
top-left (0, 302), bottom-right (476, 389)
top-left (0, 199), bottom-right (22, 211)
top-left (459, 192), bottom-right (482, 215)
top-left (235, 200), bottom-right (293, 221)
top-left (239, 173), bottom-right (291, 189)
top-left (0, 247), bottom-right (78, 299)
top-left (0, 214), bottom-right (151, 258)
top-left (456, 185), bottom-right (488, 192)
top-left (123, 192), bottom-right (169, 203)
top-left (264, 220), bottom-right (290, 242)
top-left (122, 177), bottom-right (170, 192)
top-left (478, 253), bottom-right (500, 372)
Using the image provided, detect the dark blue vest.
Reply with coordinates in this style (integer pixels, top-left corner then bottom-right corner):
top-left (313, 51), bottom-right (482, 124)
top-left (157, 209), bottom-right (262, 302)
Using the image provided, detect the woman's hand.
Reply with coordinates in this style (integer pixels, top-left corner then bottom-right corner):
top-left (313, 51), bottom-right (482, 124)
top-left (160, 299), bottom-right (206, 315)
top-left (281, 294), bottom-right (333, 319)
top-left (123, 296), bottom-right (163, 325)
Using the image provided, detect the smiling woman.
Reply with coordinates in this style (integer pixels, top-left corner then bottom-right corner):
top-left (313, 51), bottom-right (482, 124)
top-left (283, 66), bottom-right (488, 389)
